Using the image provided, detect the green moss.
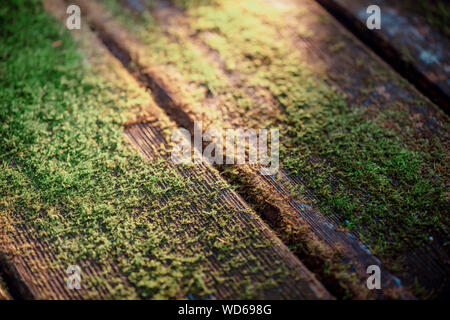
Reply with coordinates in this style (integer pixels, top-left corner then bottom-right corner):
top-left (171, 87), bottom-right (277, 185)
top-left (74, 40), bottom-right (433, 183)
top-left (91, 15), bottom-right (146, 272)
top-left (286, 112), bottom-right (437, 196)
top-left (105, 0), bottom-right (449, 265)
top-left (188, 0), bottom-right (448, 256)
top-left (104, 0), bottom-right (226, 96)
top-left (0, 0), bottom-right (295, 299)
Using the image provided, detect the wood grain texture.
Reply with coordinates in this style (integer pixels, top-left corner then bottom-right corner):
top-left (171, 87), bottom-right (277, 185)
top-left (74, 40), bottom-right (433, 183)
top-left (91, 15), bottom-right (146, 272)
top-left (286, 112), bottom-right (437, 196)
top-left (0, 0), bottom-right (332, 300)
top-left (124, 123), bottom-right (333, 299)
top-left (272, 0), bottom-right (449, 297)
top-left (0, 281), bottom-right (11, 300)
top-left (317, 0), bottom-right (450, 113)
top-left (71, 0), bottom-right (416, 299)
top-left (112, 0), bottom-right (449, 298)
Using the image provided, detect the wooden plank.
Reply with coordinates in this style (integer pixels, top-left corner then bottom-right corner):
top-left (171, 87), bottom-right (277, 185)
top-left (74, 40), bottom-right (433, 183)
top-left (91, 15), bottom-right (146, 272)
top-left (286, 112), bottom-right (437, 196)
top-left (82, 0), bottom-right (450, 298)
top-left (124, 123), bottom-right (332, 299)
top-left (1, 223), bottom-right (125, 299)
top-left (270, 0), bottom-right (450, 297)
top-left (70, 0), bottom-right (422, 299)
top-left (0, 0), bottom-right (332, 300)
top-left (317, 0), bottom-right (450, 113)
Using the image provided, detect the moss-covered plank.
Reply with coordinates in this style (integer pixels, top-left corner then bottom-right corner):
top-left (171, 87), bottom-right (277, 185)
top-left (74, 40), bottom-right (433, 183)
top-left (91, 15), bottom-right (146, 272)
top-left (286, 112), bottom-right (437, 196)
top-left (82, 0), bottom-right (449, 298)
top-left (124, 123), bottom-right (332, 299)
top-left (255, 0), bottom-right (450, 298)
top-left (181, 0), bottom-right (450, 298)
top-left (0, 0), bottom-right (331, 299)
top-left (70, 0), bottom-right (424, 299)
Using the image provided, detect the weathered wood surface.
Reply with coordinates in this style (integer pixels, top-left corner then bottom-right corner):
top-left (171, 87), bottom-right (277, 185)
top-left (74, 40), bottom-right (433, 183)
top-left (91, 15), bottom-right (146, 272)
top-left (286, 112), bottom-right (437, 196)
top-left (3, 0), bottom-right (446, 299)
top-left (277, 0), bottom-right (450, 297)
top-left (67, 0), bottom-right (428, 299)
top-left (0, 280), bottom-right (11, 300)
top-left (124, 123), bottom-right (333, 300)
top-left (1, 221), bottom-right (125, 299)
top-left (317, 0), bottom-right (450, 113)
top-left (82, 0), bottom-right (449, 298)
top-left (0, 0), bottom-right (332, 300)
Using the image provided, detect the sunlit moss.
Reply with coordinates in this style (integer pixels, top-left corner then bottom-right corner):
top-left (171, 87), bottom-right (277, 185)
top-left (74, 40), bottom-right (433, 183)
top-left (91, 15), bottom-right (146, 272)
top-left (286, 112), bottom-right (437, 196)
top-left (104, 0), bottom-right (449, 262)
top-left (0, 0), bottom-right (297, 299)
